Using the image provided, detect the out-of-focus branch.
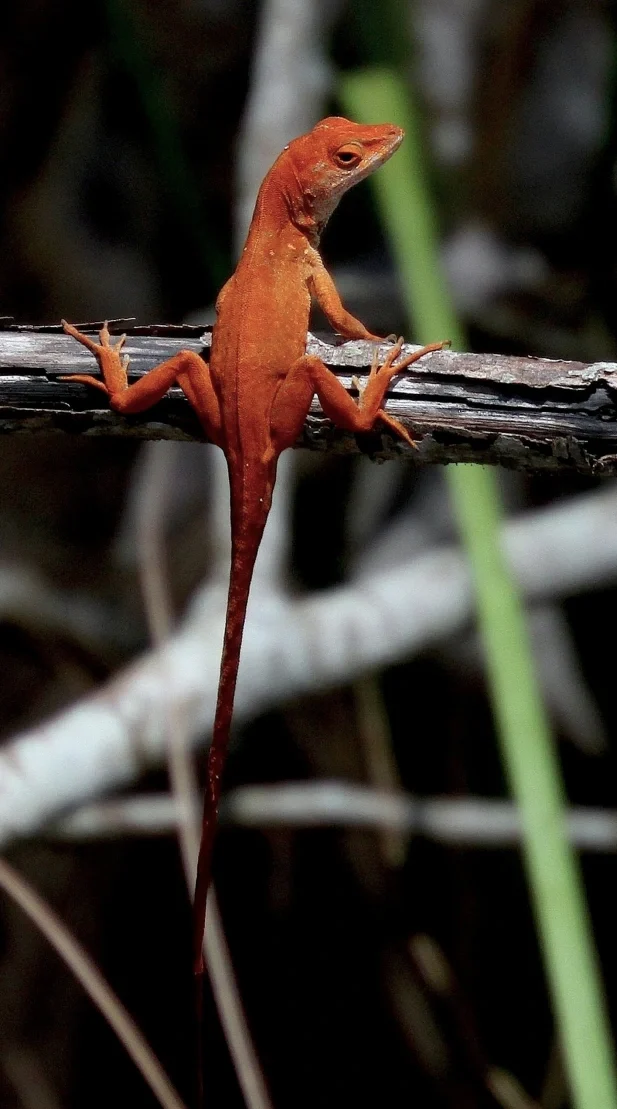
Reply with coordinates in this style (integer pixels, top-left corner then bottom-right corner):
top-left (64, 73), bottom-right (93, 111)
top-left (47, 784), bottom-right (617, 853)
top-left (3, 324), bottom-right (617, 473)
top-left (1, 484), bottom-right (617, 847)
top-left (233, 0), bottom-right (339, 250)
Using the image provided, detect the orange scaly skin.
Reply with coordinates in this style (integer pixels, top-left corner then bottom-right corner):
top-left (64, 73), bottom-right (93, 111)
top-left (61, 117), bottom-right (446, 975)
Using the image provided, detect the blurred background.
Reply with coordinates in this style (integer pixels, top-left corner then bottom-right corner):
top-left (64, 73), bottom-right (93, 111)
top-left (1, 1), bottom-right (617, 1106)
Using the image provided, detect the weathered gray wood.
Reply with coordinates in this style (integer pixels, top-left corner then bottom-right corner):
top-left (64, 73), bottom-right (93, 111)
top-left (1, 322), bottom-right (617, 474)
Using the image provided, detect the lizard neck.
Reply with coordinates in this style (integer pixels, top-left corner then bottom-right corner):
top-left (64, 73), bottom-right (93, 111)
top-left (244, 157), bottom-right (324, 250)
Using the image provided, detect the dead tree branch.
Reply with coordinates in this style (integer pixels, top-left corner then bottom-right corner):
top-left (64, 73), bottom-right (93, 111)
top-left (2, 322), bottom-right (617, 474)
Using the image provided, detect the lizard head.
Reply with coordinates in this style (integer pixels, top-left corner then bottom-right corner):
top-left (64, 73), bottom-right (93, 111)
top-left (282, 116), bottom-right (403, 240)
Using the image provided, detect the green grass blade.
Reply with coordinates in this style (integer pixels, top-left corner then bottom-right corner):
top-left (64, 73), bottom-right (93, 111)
top-left (340, 68), bottom-right (463, 349)
top-left (340, 64), bottom-right (617, 1109)
top-left (450, 462), bottom-right (617, 1109)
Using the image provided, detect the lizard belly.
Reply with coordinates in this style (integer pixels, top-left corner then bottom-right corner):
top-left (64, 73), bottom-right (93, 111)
top-left (211, 256), bottom-right (311, 459)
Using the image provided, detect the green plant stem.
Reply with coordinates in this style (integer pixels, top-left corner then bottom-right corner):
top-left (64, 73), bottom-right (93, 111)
top-left (340, 64), bottom-right (617, 1109)
top-left (450, 463), bottom-right (616, 1109)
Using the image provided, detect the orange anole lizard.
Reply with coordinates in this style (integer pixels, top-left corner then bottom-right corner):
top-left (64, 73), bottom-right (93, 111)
top-left (62, 116), bottom-right (446, 976)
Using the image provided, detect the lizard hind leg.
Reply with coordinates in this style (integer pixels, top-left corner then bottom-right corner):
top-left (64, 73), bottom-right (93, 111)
top-left (62, 321), bottom-right (223, 443)
top-left (270, 339), bottom-right (448, 452)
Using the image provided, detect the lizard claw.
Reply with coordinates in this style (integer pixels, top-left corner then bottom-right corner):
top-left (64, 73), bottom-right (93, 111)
top-left (378, 409), bottom-right (419, 449)
top-left (388, 338), bottom-right (450, 375)
top-left (378, 337), bottom-right (404, 374)
top-left (99, 321), bottom-right (128, 355)
top-left (351, 374), bottom-right (365, 398)
top-left (366, 337), bottom-right (404, 382)
top-left (61, 319), bottom-right (101, 354)
top-left (62, 319), bottom-right (127, 357)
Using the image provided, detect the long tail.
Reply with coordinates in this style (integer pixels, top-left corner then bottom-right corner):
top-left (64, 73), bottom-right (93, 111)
top-left (192, 503), bottom-right (269, 975)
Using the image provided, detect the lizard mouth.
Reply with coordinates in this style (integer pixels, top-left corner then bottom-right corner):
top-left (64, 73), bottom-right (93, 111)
top-left (383, 127), bottom-right (404, 156)
top-left (365, 127), bottom-right (404, 171)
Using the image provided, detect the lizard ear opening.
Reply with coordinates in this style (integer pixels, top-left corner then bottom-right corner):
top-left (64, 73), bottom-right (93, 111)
top-left (333, 143), bottom-right (363, 169)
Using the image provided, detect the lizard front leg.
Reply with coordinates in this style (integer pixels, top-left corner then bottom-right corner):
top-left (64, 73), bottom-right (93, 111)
top-left (307, 251), bottom-right (386, 341)
top-left (62, 321), bottom-right (223, 444)
top-left (269, 338), bottom-right (447, 452)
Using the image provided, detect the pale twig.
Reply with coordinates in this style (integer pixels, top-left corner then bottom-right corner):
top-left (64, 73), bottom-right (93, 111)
top-left (135, 439), bottom-right (274, 1109)
top-left (136, 441), bottom-right (199, 873)
top-left (222, 784), bottom-right (617, 850)
top-left (48, 784), bottom-right (617, 853)
top-left (353, 677), bottom-right (407, 867)
top-left (1, 1044), bottom-right (62, 1109)
top-left (113, 439), bottom-right (214, 573)
top-left (410, 935), bottom-right (541, 1109)
top-left (0, 856), bottom-right (187, 1109)
top-left (346, 456), bottom-right (412, 869)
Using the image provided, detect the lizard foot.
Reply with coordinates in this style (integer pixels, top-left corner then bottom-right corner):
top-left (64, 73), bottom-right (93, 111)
top-left (367, 336), bottom-right (404, 384)
top-left (368, 338), bottom-right (449, 448)
top-left (372, 337), bottom-right (450, 382)
top-left (60, 320), bottom-right (130, 395)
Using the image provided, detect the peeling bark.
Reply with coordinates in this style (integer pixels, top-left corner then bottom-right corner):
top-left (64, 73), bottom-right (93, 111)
top-left (1, 322), bottom-right (617, 473)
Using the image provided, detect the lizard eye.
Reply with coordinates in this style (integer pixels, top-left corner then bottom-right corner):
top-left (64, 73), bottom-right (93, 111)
top-left (333, 144), bottom-right (363, 169)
